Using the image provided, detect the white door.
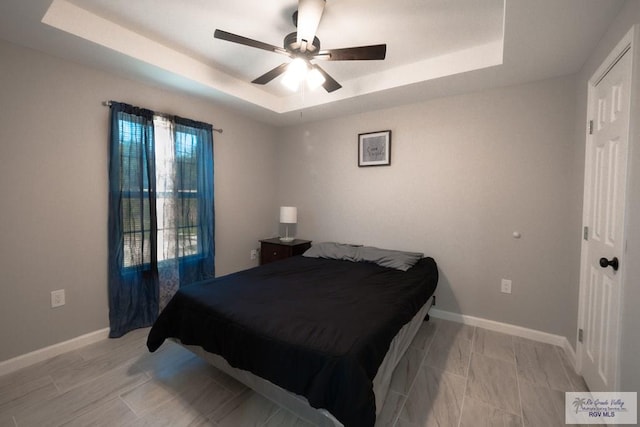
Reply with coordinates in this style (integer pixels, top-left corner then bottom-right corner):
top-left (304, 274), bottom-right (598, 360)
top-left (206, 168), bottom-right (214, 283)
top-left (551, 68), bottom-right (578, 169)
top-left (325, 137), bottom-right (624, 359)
top-left (579, 41), bottom-right (632, 392)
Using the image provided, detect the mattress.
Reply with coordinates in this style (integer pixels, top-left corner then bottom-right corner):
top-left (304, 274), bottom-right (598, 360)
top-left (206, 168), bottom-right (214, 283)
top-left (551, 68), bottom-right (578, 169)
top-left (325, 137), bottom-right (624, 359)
top-left (178, 296), bottom-right (433, 426)
top-left (148, 255), bottom-right (438, 426)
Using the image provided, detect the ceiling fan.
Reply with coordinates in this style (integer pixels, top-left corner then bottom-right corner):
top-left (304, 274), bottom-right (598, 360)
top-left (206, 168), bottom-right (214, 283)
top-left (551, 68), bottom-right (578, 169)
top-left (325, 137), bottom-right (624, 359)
top-left (214, 0), bottom-right (386, 93)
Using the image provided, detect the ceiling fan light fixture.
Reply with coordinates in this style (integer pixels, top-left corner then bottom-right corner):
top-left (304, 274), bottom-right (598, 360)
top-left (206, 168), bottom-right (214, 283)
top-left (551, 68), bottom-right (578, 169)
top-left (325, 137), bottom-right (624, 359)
top-left (307, 67), bottom-right (326, 90)
top-left (281, 57), bottom-right (308, 91)
top-left (281, 73), bottom-right (300, 91)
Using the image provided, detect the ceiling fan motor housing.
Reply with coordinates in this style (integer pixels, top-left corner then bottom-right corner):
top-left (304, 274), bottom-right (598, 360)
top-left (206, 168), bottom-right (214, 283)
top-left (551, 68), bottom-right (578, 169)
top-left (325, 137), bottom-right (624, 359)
top-left (284, 32), bottom-right (320, 55)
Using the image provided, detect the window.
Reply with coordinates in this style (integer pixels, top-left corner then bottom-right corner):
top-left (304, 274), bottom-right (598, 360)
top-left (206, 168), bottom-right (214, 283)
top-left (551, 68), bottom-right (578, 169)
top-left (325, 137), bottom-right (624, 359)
top-left (120, 116), bottom-right (205, 268)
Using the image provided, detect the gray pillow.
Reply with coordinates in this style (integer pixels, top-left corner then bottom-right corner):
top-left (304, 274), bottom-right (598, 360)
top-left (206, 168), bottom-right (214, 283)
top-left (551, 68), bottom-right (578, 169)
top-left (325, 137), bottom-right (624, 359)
top-left (302, 242), bottom-right (359, 261)
top-left (355, 246), bottom-right (423, 271)
top-left (303, 242), bottom-right (423, 271)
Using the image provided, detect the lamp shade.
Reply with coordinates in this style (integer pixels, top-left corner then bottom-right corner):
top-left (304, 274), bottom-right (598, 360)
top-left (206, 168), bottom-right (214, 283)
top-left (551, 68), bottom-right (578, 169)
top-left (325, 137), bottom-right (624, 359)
top-left (279, 206), bottom-right (297, 224)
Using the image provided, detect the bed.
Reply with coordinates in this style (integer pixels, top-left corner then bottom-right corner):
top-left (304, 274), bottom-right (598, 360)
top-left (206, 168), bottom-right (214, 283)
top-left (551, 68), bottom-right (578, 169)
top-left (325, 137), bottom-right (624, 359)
top-left (147, 244), bottom-right (438, 427)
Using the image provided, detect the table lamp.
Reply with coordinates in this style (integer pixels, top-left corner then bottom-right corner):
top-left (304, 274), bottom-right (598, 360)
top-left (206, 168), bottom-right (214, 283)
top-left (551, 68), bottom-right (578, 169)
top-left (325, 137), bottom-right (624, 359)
top-left (279, 206), bottom-right (297, 242)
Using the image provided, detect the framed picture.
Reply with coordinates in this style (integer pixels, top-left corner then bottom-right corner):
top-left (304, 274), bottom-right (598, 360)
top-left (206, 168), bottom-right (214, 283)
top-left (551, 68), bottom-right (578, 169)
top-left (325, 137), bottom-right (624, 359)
top-left (358, 130), bottom-right (391, 167)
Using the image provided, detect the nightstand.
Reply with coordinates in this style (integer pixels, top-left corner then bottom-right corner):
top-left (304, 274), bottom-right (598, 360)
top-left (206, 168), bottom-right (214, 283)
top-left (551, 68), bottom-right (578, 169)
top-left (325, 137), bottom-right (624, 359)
top-left (259, 238), bottom-right (312, 265)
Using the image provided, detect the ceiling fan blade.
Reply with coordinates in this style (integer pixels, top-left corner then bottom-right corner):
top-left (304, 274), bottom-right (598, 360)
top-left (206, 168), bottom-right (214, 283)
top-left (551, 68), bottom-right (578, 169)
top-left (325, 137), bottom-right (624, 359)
top-left (312, 64), bottom-right (342, 93)
top-left (316, 44), bottom-right (387, 61)
top-left (252, 63), bottom-right (290, 85)
top-left (214, 29), bottom-right (288, 55)
top-left (297, 0), bottom-right (325, 48)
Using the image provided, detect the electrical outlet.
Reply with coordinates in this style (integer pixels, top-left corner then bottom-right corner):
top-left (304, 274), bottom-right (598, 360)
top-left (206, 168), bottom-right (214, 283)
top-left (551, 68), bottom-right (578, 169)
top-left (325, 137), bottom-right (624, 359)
top-left (250, 249), bottom-right (258, 260)
top-left (501, 279), bottom-right (512, 294)
top-left (51, 289), bottom-right (65, 308)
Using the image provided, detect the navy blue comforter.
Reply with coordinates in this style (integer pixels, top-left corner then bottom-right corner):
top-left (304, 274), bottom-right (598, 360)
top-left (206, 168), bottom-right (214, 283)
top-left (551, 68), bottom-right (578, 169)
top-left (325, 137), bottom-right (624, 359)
top-left (147, 255), bottom-right (438, 427)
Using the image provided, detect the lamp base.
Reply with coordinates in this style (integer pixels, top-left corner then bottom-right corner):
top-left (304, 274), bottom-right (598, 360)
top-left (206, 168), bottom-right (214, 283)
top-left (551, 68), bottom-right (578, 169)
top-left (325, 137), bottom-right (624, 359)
top-left (279, 237), bottom-right (295, 242)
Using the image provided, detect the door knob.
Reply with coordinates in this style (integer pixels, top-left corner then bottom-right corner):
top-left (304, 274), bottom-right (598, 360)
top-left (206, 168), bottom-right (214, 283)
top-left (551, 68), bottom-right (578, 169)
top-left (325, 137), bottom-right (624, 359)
top-left (599, 257), bottom-right (619, 272)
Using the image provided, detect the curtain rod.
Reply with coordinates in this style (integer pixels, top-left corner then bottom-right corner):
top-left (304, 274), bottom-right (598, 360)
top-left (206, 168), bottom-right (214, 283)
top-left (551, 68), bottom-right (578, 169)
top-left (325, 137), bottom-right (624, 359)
top-left (102, 101), bottom-right (223, 134)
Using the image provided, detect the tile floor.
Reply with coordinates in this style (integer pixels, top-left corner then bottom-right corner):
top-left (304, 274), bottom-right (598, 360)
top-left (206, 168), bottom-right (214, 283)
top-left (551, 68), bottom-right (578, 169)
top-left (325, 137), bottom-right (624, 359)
top-left (0, 317), bottom-right (589, 426)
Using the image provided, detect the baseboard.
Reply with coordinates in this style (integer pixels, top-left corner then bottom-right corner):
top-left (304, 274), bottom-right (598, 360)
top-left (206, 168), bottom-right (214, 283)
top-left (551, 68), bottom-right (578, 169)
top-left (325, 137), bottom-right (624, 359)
top-left (0, 328), bottom-right (110, 377)
top-left (429, 308), bottom-right (578, 367)
top-left (1, 311), bottom-right (580, 378)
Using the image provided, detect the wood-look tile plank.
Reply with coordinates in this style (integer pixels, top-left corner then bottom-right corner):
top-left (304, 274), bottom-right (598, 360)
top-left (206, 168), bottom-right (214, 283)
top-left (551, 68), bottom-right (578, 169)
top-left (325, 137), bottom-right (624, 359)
top-left (398, 365), bottom-right (466, 427)
top-left (130, 409), bottom-right (213, 427)
top-left (433, 319), bottom-right (475, 343)
top-left (420, 319), bottom-right (474, 377)
top-left (423, 331), bottom-right (472, 377)
top-left (129, 340), bottom-right (197, 378)
top-left (0, 351), bottom-right (83, 394)
top-left (206, 366), bottom-right (249, 397)
top-left (77, 328), bottom-right (150, 361)
top-left (409, 321), bottom-right (438, 353)
top-left (52, 336), bottom-right (148, 392)
top-left (180, 374), bottom-right (236, 420)
top-left (0, 376), bottom-right (59, 427)
top-left (466, 352), bottom-right (521, 416)
top-left (473, 328), bottom-right (515, 363)
top-left (513, 339), bottom-right (572, 392)
top-left (208, 388), bottom-right (253, 423)
top-left (213, 391), bottom-right (280, 427)
top-left (121, 356), bottom-right (215, 416)
top-left (13, 364), bottom-right (149, 426)
top-left (177, 349), bottom-right (249, 397)
top-left (459, 397), bottom-right (522, 427)
top-left (127, 360), bottom-right (229, 427)
top-left (389, 347), bottom-right (425, 395)
top-left (554, 347), bottom-right (589, 392)
top-left (59, 397), bottom-right (138, 427)
top-left (127, 369), bottom-right (219, 427)
top-left (263, 409), bottom-right (316, 427)
top-left (0, 375), bottom-right (58, 412)
top-left (518, 380), bottom-right (566, 427)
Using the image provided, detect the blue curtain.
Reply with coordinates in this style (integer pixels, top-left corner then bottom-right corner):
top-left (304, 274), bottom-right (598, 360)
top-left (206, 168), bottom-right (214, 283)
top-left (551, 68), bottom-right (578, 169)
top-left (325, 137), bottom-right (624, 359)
top-left (108, 104), bottom-right (215, 338)
top-left (174, 116), bottom-right (215, 286)
top-left (108, 102), bottom-right (158, 338)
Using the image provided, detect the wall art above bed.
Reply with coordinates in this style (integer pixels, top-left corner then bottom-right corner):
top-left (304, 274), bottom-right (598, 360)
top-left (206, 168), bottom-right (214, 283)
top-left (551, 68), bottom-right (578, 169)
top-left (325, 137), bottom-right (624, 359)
top-left (358, 130), bottom-right (391, 167)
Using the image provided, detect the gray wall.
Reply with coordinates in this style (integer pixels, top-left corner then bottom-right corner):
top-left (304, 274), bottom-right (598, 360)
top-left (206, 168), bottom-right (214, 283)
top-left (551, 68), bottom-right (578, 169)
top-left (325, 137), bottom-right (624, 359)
top-left (276, 75), bottom-right (580, 341)
top-left (573, 0), bottom-right (640, 393)
top-left (0, 39), bottom-right (279, 361)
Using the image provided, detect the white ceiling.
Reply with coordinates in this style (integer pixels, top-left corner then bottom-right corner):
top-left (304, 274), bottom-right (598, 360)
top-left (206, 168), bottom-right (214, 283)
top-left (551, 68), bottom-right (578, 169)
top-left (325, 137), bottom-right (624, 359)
top-left (0, 0), bottom-right (625, 125)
